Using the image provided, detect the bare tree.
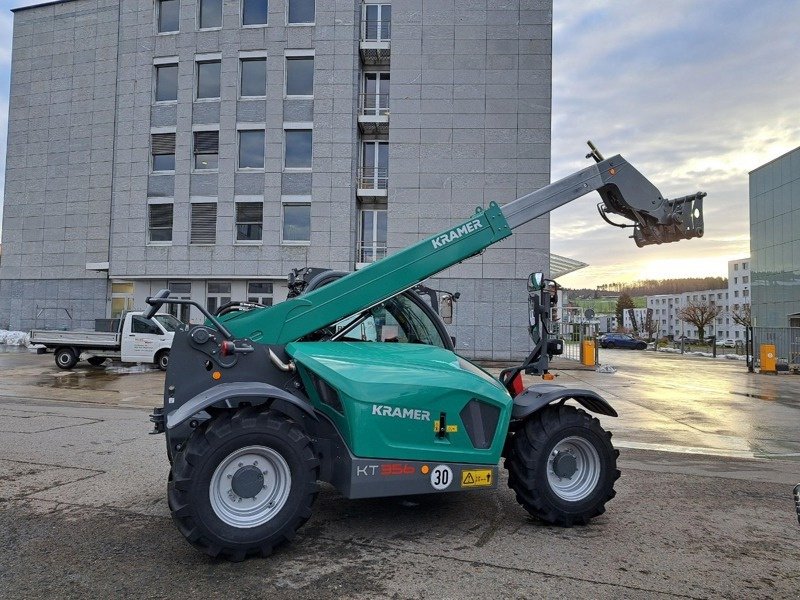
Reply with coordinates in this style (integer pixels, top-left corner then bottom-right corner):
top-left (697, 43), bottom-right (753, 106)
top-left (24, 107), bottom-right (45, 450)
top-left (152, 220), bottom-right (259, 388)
top-left (731, 303), bottom-right (752, 328)
top-left (679, 301), bottom-right (722, 340)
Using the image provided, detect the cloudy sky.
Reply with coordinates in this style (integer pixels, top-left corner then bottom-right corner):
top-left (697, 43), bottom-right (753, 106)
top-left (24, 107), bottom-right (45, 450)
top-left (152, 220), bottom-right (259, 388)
top-left (1, 0), bottom-right (799, 288)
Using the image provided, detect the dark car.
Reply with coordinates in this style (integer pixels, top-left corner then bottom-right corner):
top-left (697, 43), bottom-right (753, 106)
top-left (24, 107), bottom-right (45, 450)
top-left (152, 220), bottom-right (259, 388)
top-left (599, 333), bottom-right (647, 350)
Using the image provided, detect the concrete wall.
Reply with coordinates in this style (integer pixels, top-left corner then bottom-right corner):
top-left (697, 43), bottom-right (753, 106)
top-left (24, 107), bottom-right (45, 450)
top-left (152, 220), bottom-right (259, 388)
top-left (1, 0), bottom-right (553, 360)
top-left (391, 0), bottom-right (552, 360)
top-left (0, 0), bottom-right (120, 330)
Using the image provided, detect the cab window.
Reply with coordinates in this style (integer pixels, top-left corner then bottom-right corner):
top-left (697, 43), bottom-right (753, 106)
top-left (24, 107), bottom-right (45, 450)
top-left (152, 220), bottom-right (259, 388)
top-left (329, 294), bottom-right (446, 348)
top-left (132, 316), bottom-right (163, 335)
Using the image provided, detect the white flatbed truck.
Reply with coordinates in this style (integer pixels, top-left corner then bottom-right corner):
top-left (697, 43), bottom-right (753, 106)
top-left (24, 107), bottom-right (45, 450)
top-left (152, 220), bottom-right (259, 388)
top-left (30, 312), bottom-right (179, 370)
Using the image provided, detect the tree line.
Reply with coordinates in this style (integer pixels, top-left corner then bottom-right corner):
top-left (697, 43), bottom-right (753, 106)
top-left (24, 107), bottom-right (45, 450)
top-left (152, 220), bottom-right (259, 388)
top-left (572, 277), bottom-right (728, 298)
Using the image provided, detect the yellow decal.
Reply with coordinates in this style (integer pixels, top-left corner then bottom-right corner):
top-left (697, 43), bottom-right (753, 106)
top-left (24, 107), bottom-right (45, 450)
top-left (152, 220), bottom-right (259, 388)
top-left (433, 424), bottom-right (459, 433)
top-left (461, 469), bottom-right (493, 488)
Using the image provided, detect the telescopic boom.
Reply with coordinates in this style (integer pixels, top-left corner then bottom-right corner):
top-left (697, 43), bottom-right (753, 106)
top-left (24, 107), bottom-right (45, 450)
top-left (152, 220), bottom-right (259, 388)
top-left (150, 145), bottom-right (706, 344)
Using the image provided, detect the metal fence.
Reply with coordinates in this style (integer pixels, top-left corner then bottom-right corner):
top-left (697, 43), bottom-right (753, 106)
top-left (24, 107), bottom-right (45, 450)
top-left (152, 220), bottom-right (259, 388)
top-left (552, 321), bottom-right (598, 363)
top-left (752, 326), bottom-right (800, 368)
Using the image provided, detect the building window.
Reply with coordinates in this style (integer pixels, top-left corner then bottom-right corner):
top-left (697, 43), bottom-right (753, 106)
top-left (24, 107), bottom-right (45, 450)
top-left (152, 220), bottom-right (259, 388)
top-left (358, 209), bottom-right (387, 263)
top-left (241, 58), bottom-right (267, 97)
top-left (197, 60), bottom-right (221, 99)
top-left (743, 275), bottom-right (749, 284)
top-left (168, 282), bottom-right (191, 323)
top-left (734, 264), bottom-right (739, 271)
top-left (157, 0), bottom-right (180, 33)
top-left (734, 290), bottom-right (739, 298)
top-left (236, 202), bottom-right (263, 241)
top-left (248, 282), bottom-right (273, 306)
top-left (191, 202), bottom-right (217, 244)
top-left (285, 56), bottom-right (314, 96)
top-left (151, 133), bottom-right (176, 172)
top-left (148, 202), bottom-right (173, 242)
top-left (238, 130), bottom-right (265, 169)
top-left (199, 0), bottom-right (222, 29)
top-left (155, 64), bottom-right (178, 102)
top-left (363, 3), bottom-right (391, 41)
top-left (282, 203), bottom-right (311, 242)
top-left (362, 72), bottom-right (390, 116)
top-left (193, 130), bottom-right (219, 170)
top-left (360, 141), bottom-right (388, 189)
top-left (243, 0), bottom-right (268, 25)
top-left (288, 0), bottom-right (315, 24)
top-left (285, 129), bottom-right (312, 169)
top-left (743, 262), bottom-right (748, 269)
top-left (206, 282), bottom-right (231, 314)
top-left (743, 289), bottom-right (749, 297)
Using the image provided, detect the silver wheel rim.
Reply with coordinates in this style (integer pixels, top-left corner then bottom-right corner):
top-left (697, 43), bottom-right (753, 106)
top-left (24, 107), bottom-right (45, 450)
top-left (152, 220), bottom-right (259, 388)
top-left (209, 445), bottom-right (292, 528)
top-left (547, 435), bottom-right (601, 502)
top-left (57, 352), bottom-right (72, 366)
top-left (160, 354), bottom-right (168, 368)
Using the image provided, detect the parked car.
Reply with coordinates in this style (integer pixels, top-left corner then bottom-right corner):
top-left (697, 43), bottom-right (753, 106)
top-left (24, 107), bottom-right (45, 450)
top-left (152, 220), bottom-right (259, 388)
top-left (599, 333), bottom-right (647, 350)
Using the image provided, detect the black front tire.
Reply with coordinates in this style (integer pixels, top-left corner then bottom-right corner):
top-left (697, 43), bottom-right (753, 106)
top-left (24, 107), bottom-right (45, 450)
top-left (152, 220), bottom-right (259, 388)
top-left (606, 342), bottom-right (615, 349)
top-left (168, 408), bottom-right (319, 561)
top-left (505, 405), bottom-right (619, 526)
top-left (156, 350), bottom-right (169, 371)
top-left (54, 347), bottom-right (78, 370)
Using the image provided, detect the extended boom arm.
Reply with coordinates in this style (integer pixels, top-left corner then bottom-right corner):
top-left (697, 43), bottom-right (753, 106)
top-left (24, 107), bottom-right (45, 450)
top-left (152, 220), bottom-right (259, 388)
top-left (149, 147), bottom-right (705, 345)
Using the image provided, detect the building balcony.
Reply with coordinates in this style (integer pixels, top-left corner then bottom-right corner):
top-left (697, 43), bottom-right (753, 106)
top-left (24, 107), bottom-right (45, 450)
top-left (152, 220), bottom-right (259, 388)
top-left (356, 241), bottom-right (388, 269)
top-left (358, 93), bottom-right (389, 134)
top-left (356, 167), bottom-right (388, 197)
top-left (360, 20), bottom-right (391, 65)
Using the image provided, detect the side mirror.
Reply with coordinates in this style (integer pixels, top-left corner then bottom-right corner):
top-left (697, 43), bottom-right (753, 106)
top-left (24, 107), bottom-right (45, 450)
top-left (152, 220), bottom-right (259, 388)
top-left (440, 294), bottom-right (453, 324)
top-left (528, 272), bottom-right (544, 293)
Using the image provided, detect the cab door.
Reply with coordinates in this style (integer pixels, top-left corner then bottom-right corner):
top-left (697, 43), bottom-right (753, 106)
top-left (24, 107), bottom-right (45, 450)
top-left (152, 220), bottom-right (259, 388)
top-left (121, 315), bottom-right (169, 362)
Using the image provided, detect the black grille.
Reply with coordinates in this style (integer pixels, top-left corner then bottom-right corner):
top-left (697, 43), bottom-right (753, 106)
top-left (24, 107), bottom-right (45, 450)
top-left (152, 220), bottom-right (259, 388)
top-left (311, 373), bottom-right (343, 414)
top-left (459, 399), bottom-right (500, 449)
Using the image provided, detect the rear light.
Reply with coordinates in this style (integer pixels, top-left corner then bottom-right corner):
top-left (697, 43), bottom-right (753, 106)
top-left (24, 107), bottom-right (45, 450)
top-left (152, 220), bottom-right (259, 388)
top-left (510, 371), bottom-right (524, 397)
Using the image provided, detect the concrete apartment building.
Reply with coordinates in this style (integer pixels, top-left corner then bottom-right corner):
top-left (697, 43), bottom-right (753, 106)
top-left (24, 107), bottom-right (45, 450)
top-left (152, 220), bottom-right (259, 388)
top-left (0, 0), bottom-right (553, 360)
top-left (645, 258), bottom-right (751, 341)
top-left (749, 146), bottom-right (800, 328)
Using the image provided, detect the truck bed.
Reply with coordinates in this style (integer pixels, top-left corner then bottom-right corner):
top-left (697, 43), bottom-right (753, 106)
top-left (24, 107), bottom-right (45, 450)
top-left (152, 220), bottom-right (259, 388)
top-left (29, 329), bottom-right (120, 348)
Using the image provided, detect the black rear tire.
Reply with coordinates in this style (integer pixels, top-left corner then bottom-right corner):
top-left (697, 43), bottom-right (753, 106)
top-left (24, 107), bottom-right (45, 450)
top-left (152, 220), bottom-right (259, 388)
top-left (606, 342), bottom-right (615, 349)
top-left (168, 408), bottom-right (319, 561)
top-left (504, 405), bottom-right (619, 526)
top-left (87, 356), bottom-right (106, 367)
top-left (54, 347), bottom-right (78, 370)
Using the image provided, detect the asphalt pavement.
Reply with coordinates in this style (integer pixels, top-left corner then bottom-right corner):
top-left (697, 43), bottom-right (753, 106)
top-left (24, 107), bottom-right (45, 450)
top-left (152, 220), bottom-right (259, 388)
top-left (1, 347), bottom-right (799, 599)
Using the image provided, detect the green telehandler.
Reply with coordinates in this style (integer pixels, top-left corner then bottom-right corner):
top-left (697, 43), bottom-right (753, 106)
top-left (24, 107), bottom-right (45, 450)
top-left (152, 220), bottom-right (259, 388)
top-left (146, 145), bottom-right (706, 560)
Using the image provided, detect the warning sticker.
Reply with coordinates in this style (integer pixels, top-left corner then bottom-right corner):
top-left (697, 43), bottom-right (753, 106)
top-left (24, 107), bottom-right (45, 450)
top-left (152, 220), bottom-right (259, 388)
top-left (433, 424), bottom-right (459, 433)
top-left (460, 469), bottom-right (493, 488)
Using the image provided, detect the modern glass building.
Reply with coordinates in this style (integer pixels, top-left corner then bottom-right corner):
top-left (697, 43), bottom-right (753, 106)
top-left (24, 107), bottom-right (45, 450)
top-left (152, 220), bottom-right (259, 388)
top-left (749, 147), bottom-right (800, 328)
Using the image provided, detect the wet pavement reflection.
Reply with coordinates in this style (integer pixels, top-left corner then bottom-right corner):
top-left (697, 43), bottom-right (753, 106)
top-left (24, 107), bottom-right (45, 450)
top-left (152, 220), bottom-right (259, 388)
top-left (2, 346), bottom-right (799, 461)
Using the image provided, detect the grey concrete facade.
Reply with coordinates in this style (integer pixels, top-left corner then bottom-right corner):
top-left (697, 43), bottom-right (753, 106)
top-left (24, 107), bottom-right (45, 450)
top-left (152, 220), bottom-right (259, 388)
top-left (1, 0), bottom-right (552, 360)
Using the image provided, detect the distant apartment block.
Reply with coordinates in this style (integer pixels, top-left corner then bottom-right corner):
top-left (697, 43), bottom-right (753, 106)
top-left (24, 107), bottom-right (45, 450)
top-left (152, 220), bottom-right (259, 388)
top-left (0, 0), bottom-right (554, 360)
top-left (645, 258), bottom-right (750, 341)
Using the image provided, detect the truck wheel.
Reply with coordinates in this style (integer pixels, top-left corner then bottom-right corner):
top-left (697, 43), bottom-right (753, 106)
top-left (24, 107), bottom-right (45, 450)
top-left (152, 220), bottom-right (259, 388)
top-left (504, 405), bottom-right (619, 526)
top-left (87, 356), bottom-right (106, 367)
top-left (54, 347), bottom-right (78, 370)
top-left (168, 408), bottom-right (319, 561)
top-left (156, 350), bottom-right (169, 371)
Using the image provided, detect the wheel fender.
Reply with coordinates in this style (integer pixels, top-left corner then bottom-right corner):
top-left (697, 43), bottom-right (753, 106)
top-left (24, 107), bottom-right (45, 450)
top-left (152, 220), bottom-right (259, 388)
top-left (512, 383), bottom-right (618, 419)
top-left (166, 381), bottom-right (316, 430)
